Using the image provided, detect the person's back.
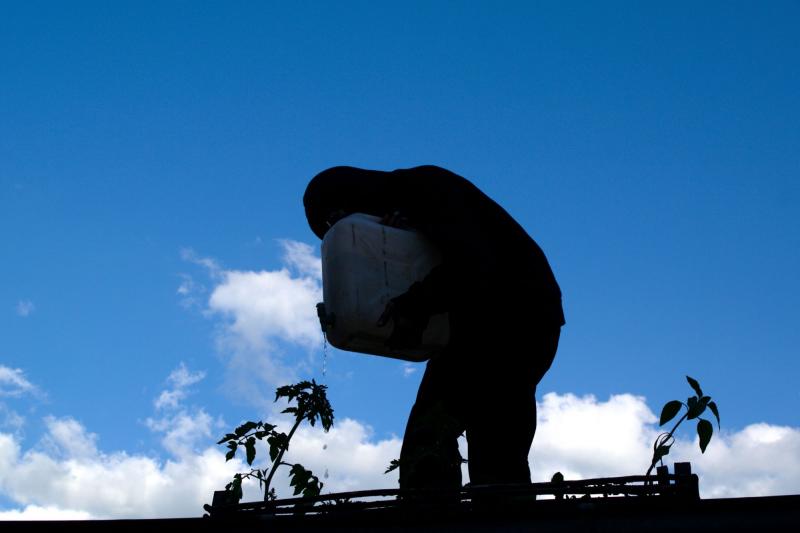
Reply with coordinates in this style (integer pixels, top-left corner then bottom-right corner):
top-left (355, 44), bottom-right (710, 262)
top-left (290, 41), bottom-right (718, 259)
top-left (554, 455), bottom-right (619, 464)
top-left (304, 165), bottom-right (564, 489)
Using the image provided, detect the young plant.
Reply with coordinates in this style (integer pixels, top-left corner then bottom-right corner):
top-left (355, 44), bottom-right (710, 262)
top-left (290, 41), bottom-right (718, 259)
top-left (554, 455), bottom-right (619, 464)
top-left (217, 380), bottom-right (334, 502)
top-left (384, 401), bottom-right (466, 483)
top-left (647, 375), bottom-right (720, 477)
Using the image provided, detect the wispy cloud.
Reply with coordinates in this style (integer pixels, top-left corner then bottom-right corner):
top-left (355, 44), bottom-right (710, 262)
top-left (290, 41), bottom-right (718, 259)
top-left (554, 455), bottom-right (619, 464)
top-left (0, 405), bottom-right (25, 433)
top-left (180, 248), bottom-right (222, 279)
top-left (176, 274), bottom-right (206, 309)
top-left (15, 300), bottom-right (34, 318)
top-left (0, 367), bottom-right (39, 398)
top-left (402, 363), bottom-right (418, 377)
top-left (279, 239), bottom-right (322, 280)
top-left (153, 363), bottom-right (205, 411)
top-left (147, 363), bottom-right (219, 457)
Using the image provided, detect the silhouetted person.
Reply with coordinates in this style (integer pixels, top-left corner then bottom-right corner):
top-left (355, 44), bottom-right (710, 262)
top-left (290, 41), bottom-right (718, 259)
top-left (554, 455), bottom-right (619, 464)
top-left (304, 165), bottom-right (564, 490)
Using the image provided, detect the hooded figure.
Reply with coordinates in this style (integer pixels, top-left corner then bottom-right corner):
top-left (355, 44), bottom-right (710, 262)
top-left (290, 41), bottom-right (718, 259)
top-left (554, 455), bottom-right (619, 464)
top-left (304, 165), bottom-right (564, 489)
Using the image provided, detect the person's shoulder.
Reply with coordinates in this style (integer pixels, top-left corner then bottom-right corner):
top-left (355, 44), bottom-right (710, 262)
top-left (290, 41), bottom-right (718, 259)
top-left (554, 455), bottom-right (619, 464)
top-left (393, 165), bottom-right (480, 191)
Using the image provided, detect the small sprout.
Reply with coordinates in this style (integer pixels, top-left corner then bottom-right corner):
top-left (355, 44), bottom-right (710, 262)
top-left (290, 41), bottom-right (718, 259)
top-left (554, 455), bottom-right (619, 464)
top-left (647, 376), bottom-right (720, 477)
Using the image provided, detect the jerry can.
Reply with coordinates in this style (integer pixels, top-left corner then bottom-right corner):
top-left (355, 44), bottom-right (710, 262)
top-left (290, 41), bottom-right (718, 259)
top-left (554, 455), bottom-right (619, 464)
top-left (317, 213), bottom-right (449, 362)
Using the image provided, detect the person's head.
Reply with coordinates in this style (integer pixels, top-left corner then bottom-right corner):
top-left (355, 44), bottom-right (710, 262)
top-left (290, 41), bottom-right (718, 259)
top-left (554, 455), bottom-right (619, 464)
top-left (303, 167), bottom-right (373, 239)
top-left (303, 166), bottom-right (393, 239)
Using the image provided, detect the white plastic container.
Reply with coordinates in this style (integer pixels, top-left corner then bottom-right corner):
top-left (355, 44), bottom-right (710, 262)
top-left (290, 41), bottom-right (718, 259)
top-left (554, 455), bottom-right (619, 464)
top-left (318, 213), bottom-right (449, 362)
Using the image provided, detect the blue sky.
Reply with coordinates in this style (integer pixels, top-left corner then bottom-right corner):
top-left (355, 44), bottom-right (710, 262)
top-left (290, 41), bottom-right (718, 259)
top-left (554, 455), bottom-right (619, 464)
top-left (1, 1), bottom-right (799, 519)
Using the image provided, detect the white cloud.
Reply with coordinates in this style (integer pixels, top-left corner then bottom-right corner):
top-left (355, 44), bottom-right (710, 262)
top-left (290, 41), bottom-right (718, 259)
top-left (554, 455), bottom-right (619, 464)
top-left (0, 365), bottom-right (238, 519)
top-left (154, 390), bottom-right (183, 411)
top-left (0, 406), bottom-right (24, 433)
top-left (186, 241), bottom-right (323, 402)
top-left (148, 364), bottom-right (220, 457)
top-left (0, 368), bottom-right (40, 442)
top-left (0, 359), bottom-right (398, 519)
top-left (209, 269), bottom-right (322, 352)
top-left (176, 274), bottom-right (206, 309)
top-left (531, 392), bottom-right (656, 480)
top-left (2, 391), bottom-right (800, 519)
top-left (0, 411), bottom-right (400, 519)
top-left (146, 409), bottom-right (217, 458)
top-left (279, 239), bottom-right (322, 280)
top-left (180, 248), bottom-right (222, 278)
top-left (180, 242), bottom-right (324, 401)
top-left (402, 363), bottom-right (418, 377)
top-left (668, 422), bottom-right (800, 498)
top-left (530, 392), bottom-right (800, 497)
top-left (176, 276), bottom-right (193, 296)
top-left (39, 417), bottom-right (99, 460)
top-left (0, 505), bottom-right (92, 520)
top-left (167, 363), bottom-right (206, 390)
top-left (0, 423), bottom-right (242, 519)
top-left (285, 418), bottom-right (402, 493)
top-left (0, 367), bottom-right (38, 398)
top-left (15, 300), bottom-right (34, 317)
top-left (154, 363), bottom-right (205, 410)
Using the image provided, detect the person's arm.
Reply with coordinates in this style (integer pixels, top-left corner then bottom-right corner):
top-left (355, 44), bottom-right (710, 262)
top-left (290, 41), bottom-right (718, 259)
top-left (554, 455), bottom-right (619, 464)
top-left (375, 266), bottom-right (449, 349)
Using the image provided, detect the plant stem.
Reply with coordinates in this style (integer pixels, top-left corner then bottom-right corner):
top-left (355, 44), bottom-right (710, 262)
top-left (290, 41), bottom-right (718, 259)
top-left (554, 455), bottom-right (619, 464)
top-left (263, 410), bottom-right (305, 501)
top-left (646, 412), bottom-right (688, 477)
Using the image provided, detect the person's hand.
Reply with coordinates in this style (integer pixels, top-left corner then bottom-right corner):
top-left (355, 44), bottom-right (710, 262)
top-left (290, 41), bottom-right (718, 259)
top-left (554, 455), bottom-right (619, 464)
top-left (377, 299), bottom-right (425, 349)
top-left (379, 210), bottom-right (410, 229)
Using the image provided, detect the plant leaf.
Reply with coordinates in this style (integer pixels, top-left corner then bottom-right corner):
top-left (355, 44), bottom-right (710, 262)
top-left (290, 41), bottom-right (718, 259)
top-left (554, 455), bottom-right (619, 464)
top-left (217, 433), bottom-right (237, 444)
top-left (225, 449), bottom-right (236, 462)
top-left (686, 376), bottom-right (703, 398)
top-left (697, 418), bottom-right (713, 453)
top-left (289, 464), bottom-right (312, 496)
top-left (708, 401), bottom-right (721, 429)
top-left (288, 464), bottom-right (322, 498)
top-left (245, 436), bottom-right (257, 466)
top-left (686, 396), bottom-right (698, 420)
top-left (385, 459), bottom-right (400, 474)
top-left (659, 400), bottom-right (683, 426)
top-left (229, 474), bottom-right (243, 502)
top-left (268, 432), bottom-right (289, 462)
top-left (698, 395), bottom-right (711, 413)
top-left (234, 421), bottom-right (258, 438)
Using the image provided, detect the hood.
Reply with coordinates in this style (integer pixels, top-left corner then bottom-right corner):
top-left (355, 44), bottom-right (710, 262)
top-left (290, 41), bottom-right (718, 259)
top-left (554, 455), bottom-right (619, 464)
top-left (303, 166), bottom-right (396, 239)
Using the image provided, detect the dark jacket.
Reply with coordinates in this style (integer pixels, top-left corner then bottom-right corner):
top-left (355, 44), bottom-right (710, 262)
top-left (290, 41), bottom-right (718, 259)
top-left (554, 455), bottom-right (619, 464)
top-left (304, 165), bottom-right (564, 350)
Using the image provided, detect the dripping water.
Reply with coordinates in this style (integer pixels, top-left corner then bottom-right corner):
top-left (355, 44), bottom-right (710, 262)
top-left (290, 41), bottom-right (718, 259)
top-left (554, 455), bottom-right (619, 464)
top-left (322, 331), bottom-right (328, 379)
top-left (322, 332), bottom-right (329, 481)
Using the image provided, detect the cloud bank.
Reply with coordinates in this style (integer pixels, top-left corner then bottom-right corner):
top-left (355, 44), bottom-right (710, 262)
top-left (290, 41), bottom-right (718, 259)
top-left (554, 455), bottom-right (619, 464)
top-left (2, 391), bottom-right (799, 519)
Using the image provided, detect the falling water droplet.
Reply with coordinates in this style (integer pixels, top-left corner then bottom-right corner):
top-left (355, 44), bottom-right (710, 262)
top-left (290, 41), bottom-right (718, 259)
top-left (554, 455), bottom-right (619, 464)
top-left (322, 332), bottom-right (328, 379)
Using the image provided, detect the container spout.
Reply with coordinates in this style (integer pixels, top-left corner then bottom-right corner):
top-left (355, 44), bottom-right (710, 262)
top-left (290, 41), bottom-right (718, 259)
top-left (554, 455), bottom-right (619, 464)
top-left (316, 302), bottom-right (336, 333)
